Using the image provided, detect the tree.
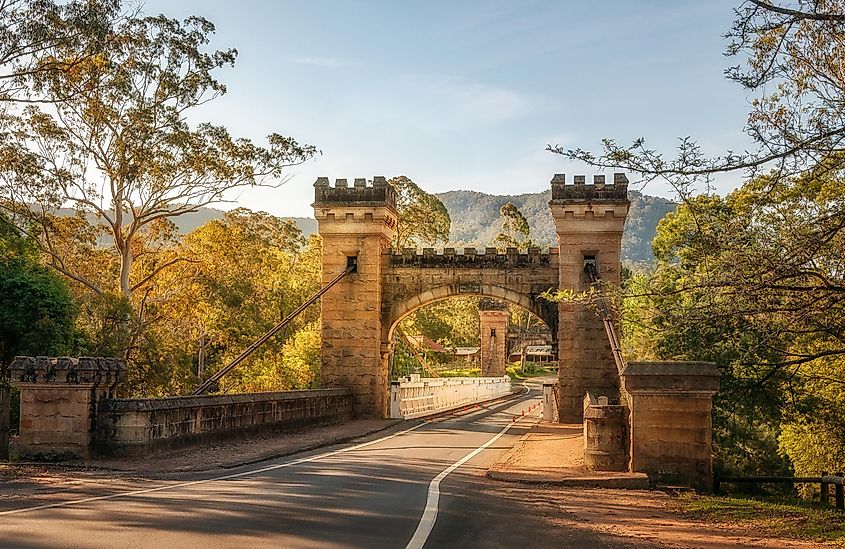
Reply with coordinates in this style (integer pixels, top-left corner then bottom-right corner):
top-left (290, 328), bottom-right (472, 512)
top-left (389, 175), bottom-right (451, 250)
top-left (0, 215), bottom-right (76, 365)
top-left (546, 1), bottom-right (845, 477)
top-left (618, 170), bottom-right (845, 475)
top-left (493, 202), bottom-right (533, 250)
top-left (548, 1), bottom-right (845, 198)
top-left (0, 0), bottom-right (122, 104)
top-left (132, 209), bottom-right (321, 396)
top-left (0, 9), bottom-right (317, 361)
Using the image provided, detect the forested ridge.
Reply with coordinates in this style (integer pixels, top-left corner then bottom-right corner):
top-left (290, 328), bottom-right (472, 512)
top-left (437, 189), bottom-right (675, 262)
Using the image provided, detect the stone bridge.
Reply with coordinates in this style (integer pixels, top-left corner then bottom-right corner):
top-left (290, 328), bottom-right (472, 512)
top-left (313, 174), bottom-right (631, 420)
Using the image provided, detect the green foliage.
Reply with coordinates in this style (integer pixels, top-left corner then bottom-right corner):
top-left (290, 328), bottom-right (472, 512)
top-left (493, 202), bottom-right (533, 250)
top-left (438, 365), bottom-right (481, 378)
top-left (398, 297), bottom-right (480, 349)
top-left (620, 165), bottom-right (845, 477)
top-left (0, 0), bottom-right (122, 103)
top-left (0, 217), bottom-right (76, 365)
top-left (506, 361), bottom-right (546, 380)
top-left (390, 175), bottom-right (451, 250)
top-left (0, 4), bottom-right (317, 376)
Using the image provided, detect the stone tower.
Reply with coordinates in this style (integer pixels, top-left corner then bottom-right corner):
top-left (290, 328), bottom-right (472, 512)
top-left (549, 174), bottom-right (630, 422)
top-left (313, 177), bottom-right (398, 417)
top-left (478, 299), bottom-right (509, 377)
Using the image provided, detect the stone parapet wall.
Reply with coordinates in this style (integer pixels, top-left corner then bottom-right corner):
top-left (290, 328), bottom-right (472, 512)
top-left (95, 388), bottom-right (354, 456)
top-left (388, 247), bottom-right (558, 269)
top-left (550, 173), bottom-right (629, 202)
top-left (313, 176), bottom-right (397, 208)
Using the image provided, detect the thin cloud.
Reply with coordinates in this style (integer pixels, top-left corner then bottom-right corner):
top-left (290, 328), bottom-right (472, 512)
top-left (392, 74), bottom-right (548, 130)
top-left (286, 56), bottom-right (360, 68)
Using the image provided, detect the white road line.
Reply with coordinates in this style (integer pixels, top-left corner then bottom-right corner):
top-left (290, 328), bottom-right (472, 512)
top-left (404, 401), bottom-right (536, 549)
top-left (0, 421), bottom-right (431, 516)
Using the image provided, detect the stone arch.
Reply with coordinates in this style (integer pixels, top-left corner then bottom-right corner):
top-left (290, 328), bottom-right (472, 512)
top-left (384, 283), bottom-right (552, 340)
top-left (313, 173), bottom-right (630, 420)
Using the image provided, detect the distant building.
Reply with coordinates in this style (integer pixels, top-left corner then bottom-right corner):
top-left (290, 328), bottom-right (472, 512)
top-left (508, 344), bottom-right (555, 364)
top-left (454, 347), bottom-right (481, 364)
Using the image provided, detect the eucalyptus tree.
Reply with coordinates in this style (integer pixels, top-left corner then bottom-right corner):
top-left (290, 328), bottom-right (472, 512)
top-left (547, 1), bottom-right (845, 476)
top-left (493, 202), bottom-right (533, 250)
top-left (0, 0), bottom-right (122, 104)
top-left (0, 11), bottom-right (317, 306)
top-left (389, 175), bottom-right (451, 250)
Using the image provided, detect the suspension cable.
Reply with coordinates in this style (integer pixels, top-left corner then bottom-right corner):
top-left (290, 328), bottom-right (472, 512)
top-left (192, 262), bottom-right (356, 395)
top-left (584, 263), bottom-right (626, 374)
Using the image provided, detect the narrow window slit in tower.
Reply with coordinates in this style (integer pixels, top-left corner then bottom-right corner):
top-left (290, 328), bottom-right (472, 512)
top-left (347, 256), bottom-right (358, 273)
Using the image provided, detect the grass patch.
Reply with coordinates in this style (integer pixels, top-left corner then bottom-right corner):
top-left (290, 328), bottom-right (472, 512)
top-left (676, 492), bottom-right (845, 545)
top-left (506, 361), bottom-right (553, 380)
top-left (438, 367), bottom-right (481, 378)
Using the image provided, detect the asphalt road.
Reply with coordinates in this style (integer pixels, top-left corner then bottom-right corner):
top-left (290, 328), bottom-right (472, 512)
top-left (0, 379), bottom-right (642, 549)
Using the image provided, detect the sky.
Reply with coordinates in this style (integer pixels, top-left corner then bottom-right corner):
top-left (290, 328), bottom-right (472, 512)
top-left (143, 0), bottom-right (750, 218)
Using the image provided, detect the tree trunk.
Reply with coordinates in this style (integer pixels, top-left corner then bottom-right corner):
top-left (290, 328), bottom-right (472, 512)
top-left (119, 244), bottom-right (132, 297)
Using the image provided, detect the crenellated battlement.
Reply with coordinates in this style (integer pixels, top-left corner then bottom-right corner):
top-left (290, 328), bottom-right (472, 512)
top-left (313, 176), bottom-right (397, 209)
top-left (387, 246), bottom-right (558, 269)
top-left (550, 173), bottom-right (629, 202)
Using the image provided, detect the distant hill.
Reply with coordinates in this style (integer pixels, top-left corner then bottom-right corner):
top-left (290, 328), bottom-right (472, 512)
top-left (434, 189), bottom-right (676, 263)
top-left (54, 207), bottom-right (318, 238)
top-left (52, 191), bottom-right (673, 262)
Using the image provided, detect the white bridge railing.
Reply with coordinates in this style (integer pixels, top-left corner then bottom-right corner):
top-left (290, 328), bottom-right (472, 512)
top-left (389, 375), bottom-right (513, 419)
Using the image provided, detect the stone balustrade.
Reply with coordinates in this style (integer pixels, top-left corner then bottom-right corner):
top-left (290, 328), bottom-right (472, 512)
top-left (389, 375), bottom-right (512, 419)
top-left (549, 173), bottom-right (629, 202)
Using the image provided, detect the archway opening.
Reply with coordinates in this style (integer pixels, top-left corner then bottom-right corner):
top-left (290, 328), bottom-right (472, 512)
top-left (386, 292), bottom-right (555, 381)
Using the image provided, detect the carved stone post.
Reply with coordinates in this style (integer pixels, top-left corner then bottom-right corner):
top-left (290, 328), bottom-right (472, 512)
top-left (620, 361), bottom-right (720, 490)
top-left (9, 356), bottom-right (125, 459)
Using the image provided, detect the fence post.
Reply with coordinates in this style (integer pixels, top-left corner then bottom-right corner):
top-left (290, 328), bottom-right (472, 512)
top-left (836, 472), bottom-right (844, 511)
top-left (542, 382), bottom-right (555, 422)
top-left (389, 381), bottom-right (402, 419)
top-left (0, 384), bottom-right (9, 461)
top-left (821, 471), bottom-right (829, 506)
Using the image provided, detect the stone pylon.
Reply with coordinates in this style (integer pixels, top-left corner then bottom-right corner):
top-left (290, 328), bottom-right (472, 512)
top-left (549, 174), bottom-right (630, 422)
top-left (313, 177), bottom-right (398, 417)
top-left (479, 299), bottom-right (509, 377)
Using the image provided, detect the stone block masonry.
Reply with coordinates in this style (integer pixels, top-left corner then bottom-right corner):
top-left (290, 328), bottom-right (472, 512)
top-left (621, 361), bottom-right (720, 490)
top-left (549, 173), bottom-right (630, 422)
top-left (8, 356), bottom-right (354, 459)
top-left (8, 356), bottom-right (124, 460)
top-left (313, 176), bottom-right (398, 418)
top-left (479, 299), bottom-right (509, 377)
top-left (95, 388), bottom-right (353, 456)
